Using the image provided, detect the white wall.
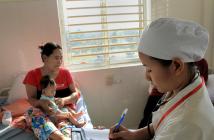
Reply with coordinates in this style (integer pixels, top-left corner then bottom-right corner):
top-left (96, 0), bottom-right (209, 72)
top-left (203, 0), bottom-right (214, 68)
top-left (0, 0), bottom-right (61, 89)
top-left (0, 0), bottom-right (213, 128)
top-left (151, 0), bottom-right (214, 69)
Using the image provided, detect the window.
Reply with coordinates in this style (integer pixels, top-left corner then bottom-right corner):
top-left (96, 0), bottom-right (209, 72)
top-left (58, 0), bottom-right (151, 71)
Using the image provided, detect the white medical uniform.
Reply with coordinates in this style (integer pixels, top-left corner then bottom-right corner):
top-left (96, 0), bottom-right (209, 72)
top-left (152, 75), bottom-right (214, 140)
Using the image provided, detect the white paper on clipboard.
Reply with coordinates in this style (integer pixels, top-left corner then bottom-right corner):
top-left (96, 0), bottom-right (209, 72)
top-left (82, 128), bottom-right (109, 140)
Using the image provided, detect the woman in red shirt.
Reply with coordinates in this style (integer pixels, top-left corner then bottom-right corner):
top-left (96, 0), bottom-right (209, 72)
top-left (23, 42), bottom-right (79, 140)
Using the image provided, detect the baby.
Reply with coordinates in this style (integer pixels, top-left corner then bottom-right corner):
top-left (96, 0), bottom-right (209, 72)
top-left (40, 75), bottom-right (86, 128)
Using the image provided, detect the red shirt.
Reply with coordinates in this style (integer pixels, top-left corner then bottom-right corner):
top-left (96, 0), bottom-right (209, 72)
top-left (23, 67), bottom-right (74, 99)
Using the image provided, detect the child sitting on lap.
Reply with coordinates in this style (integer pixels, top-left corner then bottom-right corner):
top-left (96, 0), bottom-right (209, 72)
top-left (40, 75), bottom-right (86, 128)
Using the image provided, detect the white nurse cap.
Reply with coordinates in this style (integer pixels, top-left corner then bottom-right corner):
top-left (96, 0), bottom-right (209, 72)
top-left (138, 18), bottom-right (209, 62)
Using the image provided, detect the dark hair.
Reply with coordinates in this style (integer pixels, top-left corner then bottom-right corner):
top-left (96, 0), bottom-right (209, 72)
top-left (39, 42), bottom-right (62, 62)
top-left (150, 57), bottom-right (172, 67)
top-left (40, 75), bottom-right (55, 90)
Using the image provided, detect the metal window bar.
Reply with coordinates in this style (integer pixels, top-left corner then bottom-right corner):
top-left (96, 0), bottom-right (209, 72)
top-left (67, 12), bottom-right (143, 18)
top-left (70, 42), bottom-right (138, 50)
top-left (66, 5), bottom-right (144, 10)
top-left (71, 50), bottom-right (138, 57)
top-left (67, 27), bottom-right (143, 34)
top-left (69, 35), bottom-right (139, 42)
top-left (67, 20), bottom-right (144, 26)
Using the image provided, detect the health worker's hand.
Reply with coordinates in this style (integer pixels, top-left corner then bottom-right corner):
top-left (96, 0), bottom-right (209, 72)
top-left (109, 124), bottom-right (136, 140)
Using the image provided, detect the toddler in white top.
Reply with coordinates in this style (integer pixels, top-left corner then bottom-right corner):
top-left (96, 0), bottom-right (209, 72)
top-left (40, 75), bottom-right (86, 128)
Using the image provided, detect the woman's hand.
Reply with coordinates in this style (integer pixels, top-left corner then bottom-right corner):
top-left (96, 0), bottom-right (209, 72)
top-left (60, 92), bottom-right (79, 106)
top-left (55, 98), bottom-right (65, 108)
top-left (109, 125), bottom-right (136, 140)
top-left (39, 99), bottom-right (54, 115)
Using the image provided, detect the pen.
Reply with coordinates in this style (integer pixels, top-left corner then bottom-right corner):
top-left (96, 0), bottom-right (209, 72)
top-left (113, 108), bottom-right (128, 133)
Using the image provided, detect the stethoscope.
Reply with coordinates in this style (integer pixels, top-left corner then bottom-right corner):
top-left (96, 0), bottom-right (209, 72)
top-left (147, 71), bottom-right (200, 139)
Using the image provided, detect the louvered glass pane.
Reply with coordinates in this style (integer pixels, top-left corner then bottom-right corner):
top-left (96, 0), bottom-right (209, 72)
top-left (107, 0), bottom-right (138, 6)
top-left (108, 15), bottom-right (140, 22)
top-left (67, 17), bottom-right (101, 25)
top-left (66, 24), bottom-right (102, 32)
top-left (109, 52), bottom-right (139, 64)
top-left (65, 1), bottom-right (100, 9)
top-left (68, 32), bottom-right (104, 40)
top-left (71, 55), bottom-right (105, 65)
